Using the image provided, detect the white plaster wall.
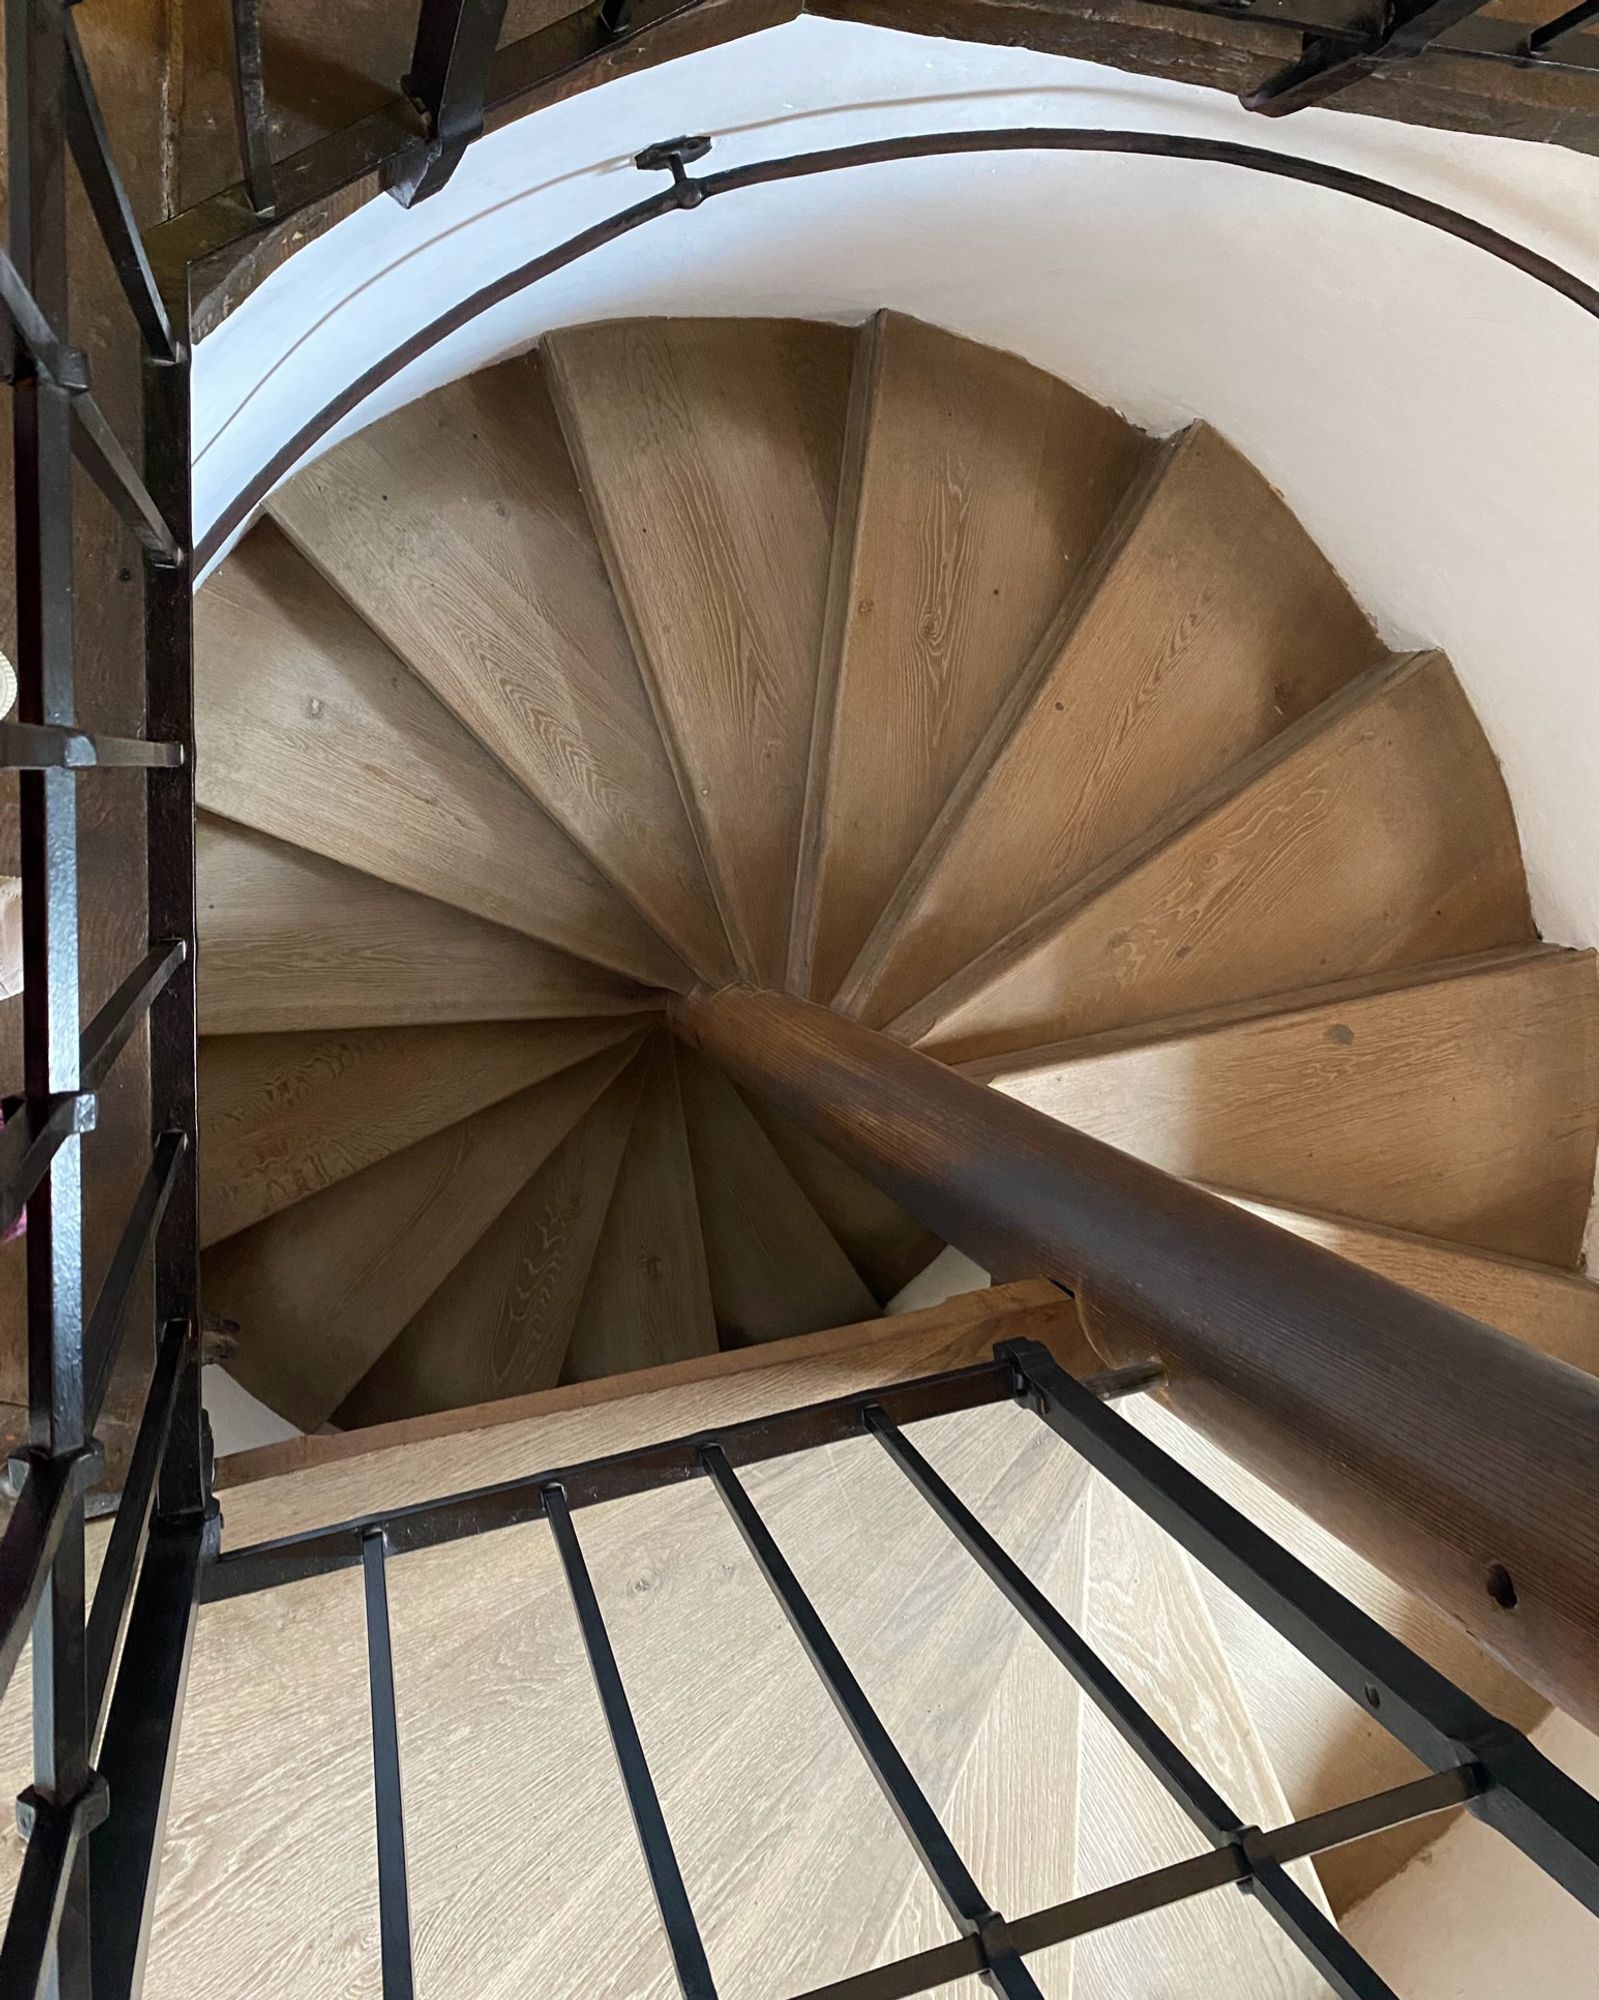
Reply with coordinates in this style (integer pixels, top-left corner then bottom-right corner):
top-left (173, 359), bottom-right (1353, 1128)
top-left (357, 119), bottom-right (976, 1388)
top-left (192, 17), bottom-right (1599, 1251)
top-left (1346, 1709), bottom-right (1599, 1989)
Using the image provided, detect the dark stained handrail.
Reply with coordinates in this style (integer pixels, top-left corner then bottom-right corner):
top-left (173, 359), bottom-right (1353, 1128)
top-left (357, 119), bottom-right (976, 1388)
top-left (673, 981), bottom-right (1599, 1736)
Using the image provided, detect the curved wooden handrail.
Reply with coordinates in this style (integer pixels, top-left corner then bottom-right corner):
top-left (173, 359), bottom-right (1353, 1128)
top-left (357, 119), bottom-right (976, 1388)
top-left (673, 981), bottom-right (1599, 1731)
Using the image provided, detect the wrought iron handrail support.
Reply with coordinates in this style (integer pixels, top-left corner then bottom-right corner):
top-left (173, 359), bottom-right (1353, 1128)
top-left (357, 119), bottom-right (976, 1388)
top-left (4, 1), bottom-right (1599, 1993)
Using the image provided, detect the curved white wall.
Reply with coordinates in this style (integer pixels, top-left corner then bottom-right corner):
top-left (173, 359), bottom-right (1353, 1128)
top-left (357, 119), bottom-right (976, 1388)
top-left (193, 17), bottom-right (1599, 1243)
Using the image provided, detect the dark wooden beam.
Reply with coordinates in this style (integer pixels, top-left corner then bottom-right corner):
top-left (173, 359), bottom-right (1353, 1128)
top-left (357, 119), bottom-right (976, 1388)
top-left (673, 981), bottom-right (1599, 1733)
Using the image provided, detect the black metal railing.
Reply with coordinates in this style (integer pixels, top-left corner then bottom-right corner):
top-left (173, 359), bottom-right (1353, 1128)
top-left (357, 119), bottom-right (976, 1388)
top-left (4, 0), bottom-right (1599, 1993)
top-left (1, 1), bottom-right (208, 1994)
top-left (204, 1345), bottom-right (1599, 1999)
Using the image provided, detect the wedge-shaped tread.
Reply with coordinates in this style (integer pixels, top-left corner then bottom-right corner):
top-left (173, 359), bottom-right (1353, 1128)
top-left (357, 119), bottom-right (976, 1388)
top-left (985, 946), bottom-right (1599, 1264)
top-left (200, 1018), bottom-right (635, 1246)
top-left (1123, 1397), bottom-right (1545, 1913)
top-left (338, 1059), bottom-right (645, 1425)
top-left (205, 1038), bottom-right (641, 1427)
top-left (873, 1478), bottom-right (1090, 1995)
top-left (1073, 1480), bottom-right (1332, 1999)
top-left (267, 359), bottom-right (728, 981)
top-left (197, 817), bottom-right (654, 1034)
top-left (796, 310), bottom-right (1148, 1003)
top-left (195, 522), bottom-right (687, 988)
top-left (843, 422), bottom-right (1384, 1027)
top-left (738, 1087), bottom-right (940, 1304)
top-left (546, 318), bottom-right (852, 986)
top-left (677, 1046), bottom-right (876, 1344)
top-left (906, 649), bottom-right (1534, 1063)
top-left (1225, 1194), bottom-right (1599, 1378)
top-left (562, 1037), bottom-right (717, 1383)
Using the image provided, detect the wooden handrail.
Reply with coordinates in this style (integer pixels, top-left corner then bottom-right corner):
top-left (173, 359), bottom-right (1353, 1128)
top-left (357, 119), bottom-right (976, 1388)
top-left (673, 983), bottom-right (1599, 1731)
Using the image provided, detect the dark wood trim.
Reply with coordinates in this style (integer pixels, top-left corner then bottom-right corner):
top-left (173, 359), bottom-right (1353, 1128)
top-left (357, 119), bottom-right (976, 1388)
top-left (673, 981), bottom-right (1599, 1734)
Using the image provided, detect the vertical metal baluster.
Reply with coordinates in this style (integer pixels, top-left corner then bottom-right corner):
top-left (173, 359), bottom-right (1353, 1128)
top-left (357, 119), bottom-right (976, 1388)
top-left (362, 1531), bottom-right (415, 2000)
top-left (142, 280), bottom-right (204, 1534)
top-left (543, 1484), bottom-right (718, 2000)
top-left (8, 2), bottom-right (91, 1992)
top-left (700, 1445), bottom-right (1044, 2000)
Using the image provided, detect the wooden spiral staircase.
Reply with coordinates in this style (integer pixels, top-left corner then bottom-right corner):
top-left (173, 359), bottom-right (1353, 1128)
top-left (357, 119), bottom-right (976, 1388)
top-left (179, 309), bottom-right (1599, 1985)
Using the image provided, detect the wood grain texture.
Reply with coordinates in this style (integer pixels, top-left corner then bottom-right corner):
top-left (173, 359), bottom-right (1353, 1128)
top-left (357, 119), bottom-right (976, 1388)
top-left (905, 649), bottom-right (1535, 1064)
top-left (214, 1282), bottom-right (1086, 1528)
top-left (874, 1485), bottom-right (1091, 1998)
top-left (986, 945), bottom-right (1599, 1263)
top-left (545, 318), bottom-right (852, 986)
top-left (267, 357), bottom-right (731, 981)
top-left (338, 1059), bottom-right (645, 1424)
top-left (675, 983), bottom-right (1599, 1733)
top-left (22, 1390), bottom-right (1092, 2000)
top-left (196, 521), bottom-right (688, 987)
top-left (738, 1086), bottom-right (941, 1303)
top-left (843, 421), bottom-right (1384, 1027)
top-left (1222, 1193), bottom-right (1599, 1379)
top-left (197, 816), bottom-right (657, 1034)
top-left (677, 1046), bottom-right (877, 1344)
top-left (203, 1038), bottom-right (641, 1427)
top-left (199, 1018), bottom-right (635, 1245)
top-left (1123, 1397), bottom-right (1545, 1914)
top-left (794, 310), bottom-right (1148, 1004)
top-left (563, 1037), bottom-right (718, 1383)
top-left (1073, 1479), bottom-right (1332, 1999)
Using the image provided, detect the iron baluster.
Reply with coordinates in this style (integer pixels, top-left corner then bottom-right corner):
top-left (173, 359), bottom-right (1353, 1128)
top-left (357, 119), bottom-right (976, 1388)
top-left (361, 1531), bottom-right (416, 2000)
top-left (544, 1483), bottom-right (718, 2000)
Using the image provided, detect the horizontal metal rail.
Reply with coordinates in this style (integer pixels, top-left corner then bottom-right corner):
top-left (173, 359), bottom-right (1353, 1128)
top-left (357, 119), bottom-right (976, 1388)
top-left (0, 721), bottom-right (184, 769)
top-left (1001, 1338), bottom-right (1599, 1914)
top-left (790, 1767), bottom-right (1481, 2000)
top-left (193, 124), bottom-right (1599, 573)
top-left (865, 1405), bottom-right (1397, 1999)
top-left (204, 1357), bottom-right (1027, 1598)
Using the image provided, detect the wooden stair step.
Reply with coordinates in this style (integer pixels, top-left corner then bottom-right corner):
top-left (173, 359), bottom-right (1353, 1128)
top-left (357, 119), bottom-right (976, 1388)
top-left (682, 1398), bottom-right (1092, 1994)
top-left (902, 648), bottom-right (1535, 1064)
top-left (676, 1046), bottom-right (878, 1344)
top-left (545, 318), bottom-right (853, 987)
top-left (204, 1037), bottom-right (642, 1429)
top-left (338, 1057), bottom-right (646, 1425)
top-left (562, 1036), bottom-right (718, 1384)
top-left (737, 1086), bottom-right (941, 1304)
top-left (197, 816), bottom-right (657, 1035)
top-left (982, 945), bottom-right (1599, 1264)
top-left (1122, 1396), bottom-right (1546, 1915)
top-left (267, 358), bottom-right (730, 981)
top-left (842, 421), bottom-right (1385, 1028)
top-left (1072, 1479), bottom-right (1333, 1998)
top-left (200, 1018), bottom-right (638, 1246)
top-left (1219, 1193), bottom-right (1599, 1379)
top-left (793, 310), bottom-right (1148, 1006)
top-left (873, 1463), bottom-right (1091, 1995)
top-left (195, 521), bottom-right (688, 989)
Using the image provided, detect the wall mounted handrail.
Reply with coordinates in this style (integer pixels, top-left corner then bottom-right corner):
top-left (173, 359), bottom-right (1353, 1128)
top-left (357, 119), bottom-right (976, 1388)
top-left (192, 121), bottom-right (1599, 573)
